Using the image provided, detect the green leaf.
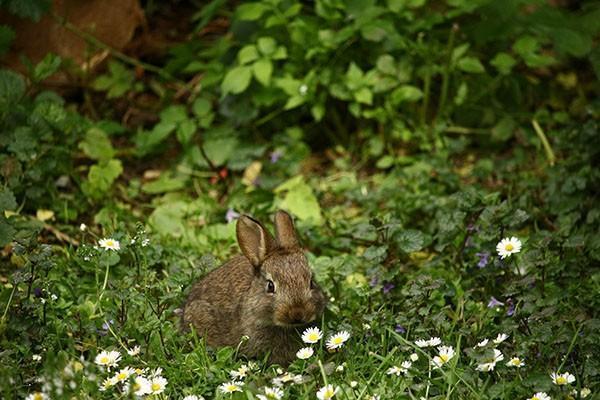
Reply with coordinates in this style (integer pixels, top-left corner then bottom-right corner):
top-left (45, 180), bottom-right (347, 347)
top-left (0, 25), bottom-right (15, 56)
top-left (390, 85), bottom-right (423, 104)
top-left (275, 76), bottom-right (301, 96)
top-left (176, 119), bottom-right (197, 144)
top-left (4, 0), bottom-right (51, 21)
top-left (160, 105), bottom-right (188, 123)
top-left (257, 37), bottom-right (277, 56)
top-left (0, 187), bottom-right (17, 211)
top-left (311, 103), bottom-right (325, 121)
top-left (275, 175), bottom-right (323, 225)
top-left (141, 174), bottom-right (187, 194)
top-left (82, 159), bottom-right (123, 198)
top-left (491, 116), bottom-right (516, 141)
top-left (354, 87), bottom-right (373, 105)
top-left (33, 53), bottom-right (61, 82)
top-left (238, 45), bottom-right (259, 65)
top-left (236, 2), bottom-right (268, 20)
top-left (203, 135), bottom-right (239, 165)
top-left (376, 155), bottom-right (395, 169)
top-left (192, 97), bottom-right (212, 117)
top-left (0, 215), bottom-right (16, 247)
top-left (490, 52), bottom-right (517, 75)
top-left (457, 56), bottom-right (485, 73)
top-left (395, 229), bottom-right (425, 253)
top-left (0, 69), bottom-right (26, 106)
top-left (253, 59), bottom-right (273, 86)
top-left (78, 128), bottom-right (115, 162)
top-left (221, 66), bottom-right (252, 95)
top-left (376, 55), bottom-right (396, 75)
top-left (284, 95), bottom-right (306, 110)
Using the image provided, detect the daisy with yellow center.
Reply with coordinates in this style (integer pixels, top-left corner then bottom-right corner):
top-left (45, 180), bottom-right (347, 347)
top-left (219, 381), bottom-right (243, 394)
top-left (99, 376), bottom-right (117, 391)
top-left (527, 392), bottom-right (551, 400)
top-left (25, 392), bottom-right (47, 400)
top-left (296, 347), bottom-right (314, 359)
top-left (230, 364), bottom-right (250, 379)
top-left (432, 346), bottom-right (455, 368)
top-left (506, 357), bottom-right (525, 367)
top-left (493, 333), bottom-right (509, 344)
top-left (132, 376), bottom-right (151, 396)
top-left (317, 384), bottom-right (339, 400)
top-left (127, 345), bottom-right (140, 356)
top-left (94, 350), bottom-right (121, 369)
top-left (496, 237), bottom-right (522, 259)
top-left (326, 331), bottom-right (351, 350)
top-left (302, 327), bottom-right (323, 344)
top-left (551, 371), bottom-right (575, 385)
top-left (256, 386), bottom-right (284, 400)
top-left (99, 237), bottom-right (121, 251)
top-left (149, 376), bottom-right (168, 394)
top-left (113, 366), bottom-right (135, 383)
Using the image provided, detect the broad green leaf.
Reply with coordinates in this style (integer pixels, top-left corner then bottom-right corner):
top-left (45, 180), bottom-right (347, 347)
top-left (354, 87), bottom-right (373, 105)
top-left (491, 116), bottom-right (516, 141)
top-left (0, 187), bottom-right (17, 211)
top-left (238, 45), bottom-right (259, 65)
top-left (284, 95), bottom-right (306, 110)
top-left (0, 69), bottom-right (26, 106)
top-left (236, 2), bottom-right (268, 20)
top-left (78, 128), bottom-right (115, 162)
top-left (395, 229), bottom-right (425, 253)
top-left (391, 85), bottom-right (423, 104)
top-left (176, 119), bottom-right (197, 144)
top-left (221, 66), bottom-right (252, 95)
top-left (192, 98), bottom-right (212, 117)
top-left (82, 159), bottom-right (123, 198)
top-left (160, 105), bottom-right (188, 123)
top-left (490, 52), bottom-right (517, 75)
top-left (376, 54), bottom-right (396, 75)
top-left (33, 53), bottom-right (61, 82)
top-left (275, 175), bottom-right (323, 225)
top-left (203, 136), bottom-right (239, 165)
top-left (141, 174), bottom-right (187, 194)
top-left (0, 216), bottom-right (16, 247)
top-left (275, 76), bottom-right (301, 96)
top-left (376, 155), bottom-right (395, 169)
top-left (457, 56), bottom-right (485, 73)
top-left (257, 37), bottom-right (277, 55)
top-left (253, 59), bottom-right (273, 86)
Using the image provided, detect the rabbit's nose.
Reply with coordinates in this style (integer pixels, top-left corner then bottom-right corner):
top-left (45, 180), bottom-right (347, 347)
top-left (288, 308), bottom-right (308, 324)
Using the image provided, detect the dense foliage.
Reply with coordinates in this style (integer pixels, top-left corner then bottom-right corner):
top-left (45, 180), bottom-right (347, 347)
top-left (0, 0), bottom-right (599, 399)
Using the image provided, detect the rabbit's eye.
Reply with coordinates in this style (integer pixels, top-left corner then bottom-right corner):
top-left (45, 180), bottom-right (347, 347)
top-left (266, 280), bottom-right (275, 293)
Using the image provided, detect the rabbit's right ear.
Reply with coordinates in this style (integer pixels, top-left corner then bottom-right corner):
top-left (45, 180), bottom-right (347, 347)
top-left (237, 215), bottom-right (276, 267)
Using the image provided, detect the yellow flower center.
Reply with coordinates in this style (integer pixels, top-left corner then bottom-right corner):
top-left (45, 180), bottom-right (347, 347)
top-left (440, 354), bottom-right (449, 363)
top-left (332, 337), bottom-right (344, 345)
top-left (505, 244), bottom-right (514, 251)
top-left (117, 373), bottom-right (126, 380)
top-left (556, 376), bottom-right (567, 385)
top-left (135, 368), bottom-right (143, 374)
top-left (532, 397), bottom-right (539, 400)
top-left (133, 383), bottom-right (141, 391)
top-left (308, 333), bottom-right (319, 341)
top-left (324, 389), bottom-right (335, 399)
top-left (100, 356), bottom-right (109, 364)
top-left (33, 394), bottom-right (43, 400)
top-left (226, 385), bottom-right (237, 392)
top-left (151, 382), bottom-right (161, 391)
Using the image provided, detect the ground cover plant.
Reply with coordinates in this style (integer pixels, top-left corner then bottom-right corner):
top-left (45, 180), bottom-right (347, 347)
top-left (0, 0), bottom-right (599, 399)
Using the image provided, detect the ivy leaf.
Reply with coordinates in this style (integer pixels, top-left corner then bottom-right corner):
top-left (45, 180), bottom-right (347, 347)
top-left (78, 128), bottom-right (115, 162)
top-left (395, 229), bottom-right (425, 253)
top-left (221, 66), bottom-right (252, 95)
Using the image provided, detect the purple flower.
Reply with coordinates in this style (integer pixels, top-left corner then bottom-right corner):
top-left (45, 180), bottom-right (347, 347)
top-left (395, 324), bottom-right (406, 334)
top-left (270, 150), bottom-right (283, 163)
top-left (369, 275), bottom-right (379, 288)
top-left (487, 297), bottom-right (504, 308)
top-left (33, 287), bottom-right (43, 298)
top-left (506, 298), bottom-right (515, 316)
top-left (476, 252), bottom-right (490, 268)
top-left (382, 282), bottom-right (395, 294)
top-left (225, 208), bottom-right (240, 223)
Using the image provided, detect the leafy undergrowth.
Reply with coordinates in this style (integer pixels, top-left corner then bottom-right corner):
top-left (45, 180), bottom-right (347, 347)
top-left (1, 1), bottom-right (599, 399)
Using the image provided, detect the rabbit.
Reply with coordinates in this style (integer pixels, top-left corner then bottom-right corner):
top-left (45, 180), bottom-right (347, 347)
top-left (182, 210), bottom-right (327, 365)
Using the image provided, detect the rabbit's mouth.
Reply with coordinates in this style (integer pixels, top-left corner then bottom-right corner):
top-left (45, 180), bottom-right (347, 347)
top-left (274, 313), bottom-right (317, 328)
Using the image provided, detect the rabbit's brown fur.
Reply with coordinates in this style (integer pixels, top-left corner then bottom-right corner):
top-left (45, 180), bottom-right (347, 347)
top-left (182, 211), bottom-right (326, 365)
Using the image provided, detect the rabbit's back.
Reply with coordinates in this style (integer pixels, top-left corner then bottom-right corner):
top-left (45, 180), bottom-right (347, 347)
top-left (182, 255), bottom-right (253, 346)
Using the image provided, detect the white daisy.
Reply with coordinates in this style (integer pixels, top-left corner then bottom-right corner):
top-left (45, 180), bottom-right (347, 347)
top-left (527, 392), bottom-right (551, 400)
top-left (149, 376), bottom-right (168, 394)
top-left (506, 357), bottom-right (525, 367)
top-left (432, 346), bottom-right (455, 368)
top-left (127, 345), bottom-right (140, 356)
top-left (476, 348), bottom-right (503, 371)
top-left (219, 381), bottom-right (243, 394)
top-left (183, 396), bottom-right (204, 400)
top-left (493, 333), bottom-right (509, 344)
top-left (335, 363), bottom-right (345, 372)
top-left (415, 339), bottom-right (429, 347)
top-left (94, 350), bottom-right (121, 369)
top-left (401, 360), bottom-right (412, 370)
top-left (99, 238), bottom-right (121, 251)
top-left (132, 376), bottom-right (152, 396)
top-left (551, 371), bottom-right (575, 385)
top-left (428, 337), bottom-right (442, 346)
top-left (296, 347), bottom-right (314, 360)
top-left (99, 376), bottom-right (117, 391)
top-left (350, 381), bottom-right (358, 388)
top-left (32, 354), bottom-right (42, 362)
top-left (496, 237), bottom-right (522, 259)
top-left (410, 353), bottom-right (419, 361)
top-left (573, 388), bottom-right (591, 398)
top-left (256, 386), bottom-right (284, 400)
top-left (326, 331), bottom-right (351, 350)
top-left (25, 393), bottom-right (47, 400)
top-left (113, 366), bottom-right (135, 383)
top-left (302, 327), bottom-right (323, 344)
top-left (316, 384), bottom-right (339, 400)
top-left (230, 364), bottom-right (250, 379)
top-left (475, 339), bottom-right (489, 347)
top-left (79, 223), bottom-right (87, 231)
top-left (386, 366), bottom-right (404, 376)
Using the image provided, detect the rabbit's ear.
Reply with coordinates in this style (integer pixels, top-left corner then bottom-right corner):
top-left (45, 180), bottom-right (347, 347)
top-left (237, 215), bottom-right (276, 267)
top-left (274, 210), bottom-right (300, 249)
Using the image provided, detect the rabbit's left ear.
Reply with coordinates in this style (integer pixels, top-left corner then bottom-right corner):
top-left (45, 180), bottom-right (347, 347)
top-left (237, 215), bottom-right (276, 267)
top-left (274, 210), bottom-right (300, 249)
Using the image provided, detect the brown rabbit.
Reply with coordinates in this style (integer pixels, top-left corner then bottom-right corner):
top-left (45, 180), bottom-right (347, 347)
top-left (182, 210), bottom-right (326, 365)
